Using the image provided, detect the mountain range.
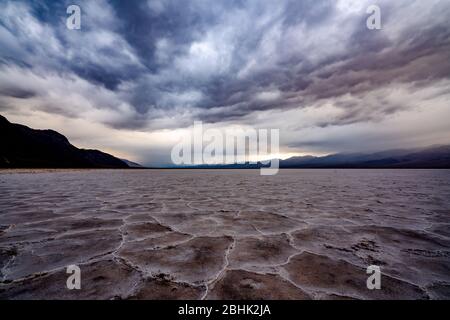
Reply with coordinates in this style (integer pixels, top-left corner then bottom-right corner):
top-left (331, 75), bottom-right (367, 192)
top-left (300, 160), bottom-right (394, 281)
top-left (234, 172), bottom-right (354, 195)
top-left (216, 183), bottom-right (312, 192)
top-left (279, 146), bottom-right (450, 169)
top-left (0, 114), bottom-right (130, 168)
top-left (1, 114), bottom-right (449, 169)
top-left (182, 146), bottom-right (450, 169)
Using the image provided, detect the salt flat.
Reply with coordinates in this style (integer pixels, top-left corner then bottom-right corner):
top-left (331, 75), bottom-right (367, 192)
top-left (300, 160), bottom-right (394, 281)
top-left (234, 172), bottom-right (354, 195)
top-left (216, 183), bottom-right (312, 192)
top-left (0, 169), bottom-right (449, 299)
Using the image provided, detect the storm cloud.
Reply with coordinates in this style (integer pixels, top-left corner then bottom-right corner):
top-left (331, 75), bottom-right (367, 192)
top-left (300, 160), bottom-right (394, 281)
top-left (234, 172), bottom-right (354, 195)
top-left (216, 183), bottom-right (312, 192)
top-left (1, 0), bottom-right (449, 164)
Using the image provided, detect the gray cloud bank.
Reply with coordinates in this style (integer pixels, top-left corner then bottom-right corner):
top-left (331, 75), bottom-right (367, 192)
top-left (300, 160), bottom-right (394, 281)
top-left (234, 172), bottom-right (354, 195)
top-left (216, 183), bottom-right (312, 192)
top-left (0, 0), bottom-right (449, 164)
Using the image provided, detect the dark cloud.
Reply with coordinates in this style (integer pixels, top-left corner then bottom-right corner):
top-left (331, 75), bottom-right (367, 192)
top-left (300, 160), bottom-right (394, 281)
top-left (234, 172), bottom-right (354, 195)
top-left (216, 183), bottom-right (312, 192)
top-left (0, 0), bottom-right (449, 135)
top-left (0, 87), bottom-right (35, 99)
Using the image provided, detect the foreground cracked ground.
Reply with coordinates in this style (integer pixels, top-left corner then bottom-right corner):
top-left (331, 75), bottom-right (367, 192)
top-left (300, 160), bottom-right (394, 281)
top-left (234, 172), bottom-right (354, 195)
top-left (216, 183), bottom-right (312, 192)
top-left (0, 169), bottom-right (449, 299)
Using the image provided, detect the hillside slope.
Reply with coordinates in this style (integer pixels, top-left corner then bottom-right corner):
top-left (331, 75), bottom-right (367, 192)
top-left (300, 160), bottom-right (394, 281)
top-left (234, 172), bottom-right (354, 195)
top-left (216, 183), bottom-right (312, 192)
top-left (0, 115), bottom-right (129, 168)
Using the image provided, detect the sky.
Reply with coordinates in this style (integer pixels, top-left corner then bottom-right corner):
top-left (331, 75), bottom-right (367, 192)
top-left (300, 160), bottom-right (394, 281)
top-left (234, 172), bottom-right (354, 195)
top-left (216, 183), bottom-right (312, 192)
top-left (0, 0), bottom-right (449, 166)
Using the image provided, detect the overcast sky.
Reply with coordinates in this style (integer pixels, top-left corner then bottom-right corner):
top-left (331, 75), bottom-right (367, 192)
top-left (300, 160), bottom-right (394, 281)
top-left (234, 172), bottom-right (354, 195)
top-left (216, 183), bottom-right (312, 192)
top-left (1, 0), bottom-right (449, 166)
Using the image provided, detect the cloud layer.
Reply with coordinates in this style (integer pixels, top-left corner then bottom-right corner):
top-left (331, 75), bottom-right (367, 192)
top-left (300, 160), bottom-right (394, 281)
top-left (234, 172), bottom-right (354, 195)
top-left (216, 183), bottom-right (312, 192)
top-left (1, 0), bottom-right (449, 164)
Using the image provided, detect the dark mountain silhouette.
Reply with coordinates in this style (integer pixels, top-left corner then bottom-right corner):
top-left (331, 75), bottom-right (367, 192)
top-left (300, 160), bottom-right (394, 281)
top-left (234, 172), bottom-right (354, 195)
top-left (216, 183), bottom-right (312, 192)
top-left (2, 114), bottom-right (449, 169)
top-left (280, 146), bottom-right (450, 168)
top-left (0, 114), bottom-right (129, 168)
top-left (181, 146), bottom-right (450, 169)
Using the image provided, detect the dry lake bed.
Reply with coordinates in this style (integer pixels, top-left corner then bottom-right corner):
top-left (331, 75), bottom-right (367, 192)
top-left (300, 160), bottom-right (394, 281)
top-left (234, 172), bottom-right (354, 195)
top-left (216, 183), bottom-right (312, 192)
top-left (0, 169), bottom-right (449, 300)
